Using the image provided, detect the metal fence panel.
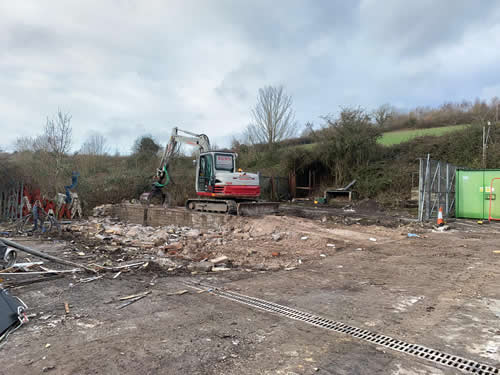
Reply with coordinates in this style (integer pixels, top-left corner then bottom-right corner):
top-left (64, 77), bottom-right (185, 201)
top-left (0, 182), bottom-right (24, 221)
top-left (418, 155), bottom-right (458, 221)
top-left (259, 176), bottom-right (289, 201)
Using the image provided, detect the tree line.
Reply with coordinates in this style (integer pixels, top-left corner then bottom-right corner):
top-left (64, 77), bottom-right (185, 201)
top-left (240, 86), bottom-right (500, 150)
top-left (4, 86), bottom-right (500, 211)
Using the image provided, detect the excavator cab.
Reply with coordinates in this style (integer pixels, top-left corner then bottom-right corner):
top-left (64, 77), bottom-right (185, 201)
top-left (197, 153), bottom-right (214, 192)
top-left (196, 152), bottom-right (235, 192)
top-left (142, 126), bottom-right (279, 215)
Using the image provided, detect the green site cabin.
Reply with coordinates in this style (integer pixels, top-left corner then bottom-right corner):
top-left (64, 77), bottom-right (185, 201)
top-left (456, 169), bottom-right (500, 219)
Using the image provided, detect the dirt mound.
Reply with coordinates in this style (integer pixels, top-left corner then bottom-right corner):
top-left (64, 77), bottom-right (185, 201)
top-left (355, 198), bottom-right (384, 212)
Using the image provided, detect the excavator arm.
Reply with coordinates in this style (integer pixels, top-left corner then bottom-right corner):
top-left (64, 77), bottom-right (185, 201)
top-left (141, 127), bottom-right (211, 205)
top-left (156, 127), bottom-right (210, 186)
top-left (158, 128), bottom-right (209, 171)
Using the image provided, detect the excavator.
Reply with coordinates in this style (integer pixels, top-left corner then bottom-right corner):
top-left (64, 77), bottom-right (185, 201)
top-left (140, 127), bottom-right (279, 216)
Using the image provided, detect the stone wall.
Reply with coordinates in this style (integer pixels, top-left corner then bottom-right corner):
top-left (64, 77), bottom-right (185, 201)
top-left (103, 203), bottom-right (238, 230)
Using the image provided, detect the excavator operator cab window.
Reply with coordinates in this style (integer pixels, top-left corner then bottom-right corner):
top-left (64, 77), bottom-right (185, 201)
top-left (214, 153), bottom-right (234, 173)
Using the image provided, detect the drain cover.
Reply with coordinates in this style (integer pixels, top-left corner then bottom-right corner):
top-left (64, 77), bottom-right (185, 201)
top-left (187, 282), bottom-right (499, 375)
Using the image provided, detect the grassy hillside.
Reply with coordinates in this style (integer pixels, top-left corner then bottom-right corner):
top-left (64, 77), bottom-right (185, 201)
top-left (294, 124), bottom-right (468, 151)
top-left (378, 124), bottom-right (467, 146)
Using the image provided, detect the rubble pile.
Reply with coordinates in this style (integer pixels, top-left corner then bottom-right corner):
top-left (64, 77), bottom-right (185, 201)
top-left (66, 217), bottom-right (236, 273)
top-left (92, 204), bottom-right (115, 217)
top-left (64, 214), bottom-right (325, 273)
top-left (59, 205), bottom-right (374, 274)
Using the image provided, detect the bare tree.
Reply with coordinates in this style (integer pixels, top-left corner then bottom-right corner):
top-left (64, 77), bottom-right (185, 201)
top-left (471, 98), bottom-right (495, 126)
top-left (13, 136), bottom-right (35, 152)
top-left (13, 111), bottom-right (72, 155)
top-left (32, 134), bottom-right (50, 152)
top-left (301, 122), bottom-right (315, 137)
top-left (80, 133), bottom-right (109, 155)
top-left (35, 110), bottom-right (73, 179)
top-left (372, 104), bottom-right (394, 128)
top-left (45, 110), bottom-right (72, 155)
top-left (244, 85), bottom-right (297, 147)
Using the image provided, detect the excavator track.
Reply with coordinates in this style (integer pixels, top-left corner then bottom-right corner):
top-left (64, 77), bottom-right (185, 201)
top-left (186, 199), bottom-right (237, 214)
top-left (185, 199), bottom-right (279, 216)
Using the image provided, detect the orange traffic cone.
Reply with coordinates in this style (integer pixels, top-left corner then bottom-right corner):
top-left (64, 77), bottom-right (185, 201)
top-left (437, 207), bottom-right (444, 226)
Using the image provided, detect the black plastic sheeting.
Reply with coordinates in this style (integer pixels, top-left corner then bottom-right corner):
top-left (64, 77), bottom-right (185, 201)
top-left (0, 288), bottom-right (27, 336)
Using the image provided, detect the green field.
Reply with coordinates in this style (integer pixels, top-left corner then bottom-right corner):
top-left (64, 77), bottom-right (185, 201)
top-left (378, 124), bottom-right (467, 146)
top-left (293, 124), bottom-right (468, 150)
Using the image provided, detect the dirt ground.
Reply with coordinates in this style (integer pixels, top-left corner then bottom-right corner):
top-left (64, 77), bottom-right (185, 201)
top-left (1, 206), bottom-right (499, 374)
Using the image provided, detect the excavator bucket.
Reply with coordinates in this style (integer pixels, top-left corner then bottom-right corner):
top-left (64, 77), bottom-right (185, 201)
top-left (140, 190), bottom-right (170, 207)
top-left (140, 192), bottom-right (152, 206)
top-left (236, 202), bottom-right (280, 216)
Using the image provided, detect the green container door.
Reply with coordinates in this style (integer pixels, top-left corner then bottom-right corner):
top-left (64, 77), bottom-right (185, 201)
top-left (484, 171), bottom-right (500, 220)
top-left (456, 169), bottom-right (500, 219)
top-left (456, 170), bottom-right (484, 219)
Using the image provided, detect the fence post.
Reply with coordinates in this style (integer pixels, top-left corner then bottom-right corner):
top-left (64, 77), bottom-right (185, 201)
top-left (3, 190), bottom-right (7, 220)
top-left (19, 182), bottom-right (24, 220)
top-left (424, 155), bottom-right (431, 220)
top-left (418, 159), bottom-right (423, 221)
top-left (437, 161), bottom-right (441, 213)
top-left (270, 176), bottom-right (276, 201)
top-left (3, 191), bottom-right (6, 220)
top-left (289, 171), bottom-right (296, 199)
top-left (445, 163), bottom-right (449, 217)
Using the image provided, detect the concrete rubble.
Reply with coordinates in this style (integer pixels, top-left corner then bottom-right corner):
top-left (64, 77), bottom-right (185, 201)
top-left (64, 205), bottom-right (396, 273)
top-left (64, 204), bottom-right (345, 272)
top-left (66, 216), bottom-right (235, 273)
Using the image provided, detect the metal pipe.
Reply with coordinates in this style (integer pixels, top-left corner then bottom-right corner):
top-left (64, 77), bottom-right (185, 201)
top-left (0, 238), bottom-right (96, 273)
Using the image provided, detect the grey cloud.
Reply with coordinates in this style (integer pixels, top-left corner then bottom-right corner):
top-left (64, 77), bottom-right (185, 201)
top-left (359, 0), bottom-right (500, 57)
top-left (5, 24), bottom-right (61, 51)
top-left (215, 63), bottom-right (266, 101)
top-left (1, 1), bottom-right (500, 152)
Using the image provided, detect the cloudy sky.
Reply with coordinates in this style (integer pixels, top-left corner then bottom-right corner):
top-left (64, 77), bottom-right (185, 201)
top-left (1, 1), bottom-right (500, 153)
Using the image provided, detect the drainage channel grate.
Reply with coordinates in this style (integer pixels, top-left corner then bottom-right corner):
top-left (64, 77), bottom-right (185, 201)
top-left (186, 282), bottom-right (499, 375)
